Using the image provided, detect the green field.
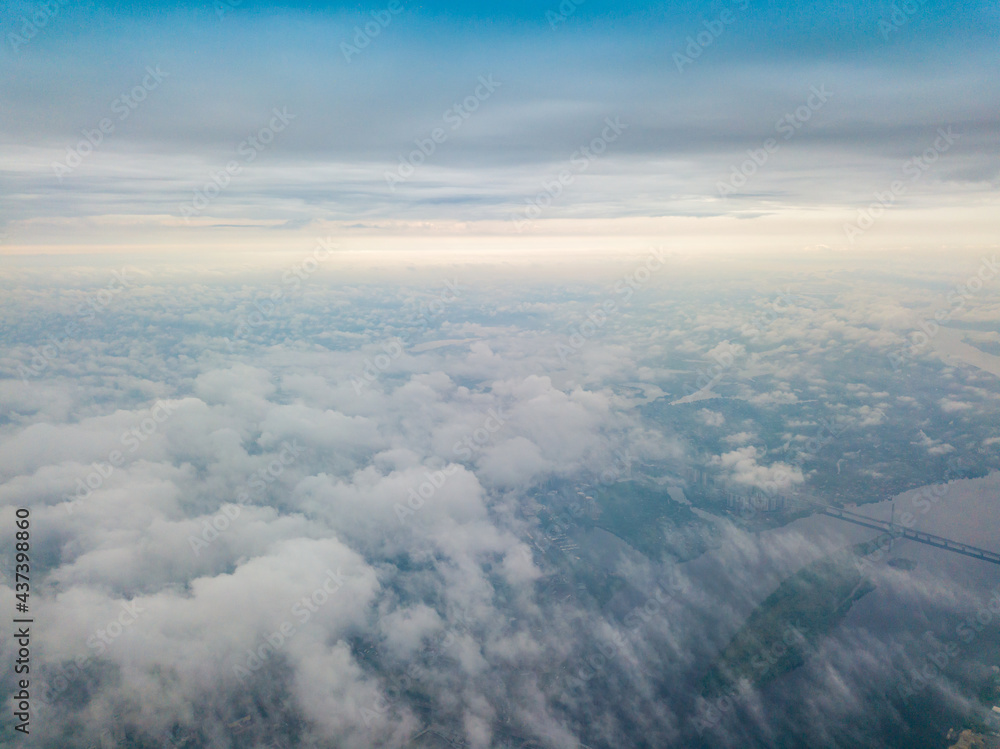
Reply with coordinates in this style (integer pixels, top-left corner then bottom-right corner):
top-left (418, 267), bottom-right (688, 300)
top-left (702, 539), bottom-right (881, 696)
top-left (584, 481), bottom-right (715, 563)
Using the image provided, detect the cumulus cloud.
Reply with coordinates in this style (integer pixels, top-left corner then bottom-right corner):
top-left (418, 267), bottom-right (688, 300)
top-left (1, 258), bottom-right (998, 749)
top-left (698, 409), bottom-right (725, 427)
top-left (710, 446), bottom-right (805, 493)
top-left (939, 398), bottom-right (974, 413)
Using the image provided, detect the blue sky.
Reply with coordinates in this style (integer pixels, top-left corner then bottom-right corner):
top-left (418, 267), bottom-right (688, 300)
top-left (1, 0), bottom-right (997, 255)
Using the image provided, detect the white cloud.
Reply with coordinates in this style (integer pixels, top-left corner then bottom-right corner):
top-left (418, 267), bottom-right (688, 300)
top-left (697, 409), bottom-right (725, 427)
top-left (710, 446), bottom-right (804, 492)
